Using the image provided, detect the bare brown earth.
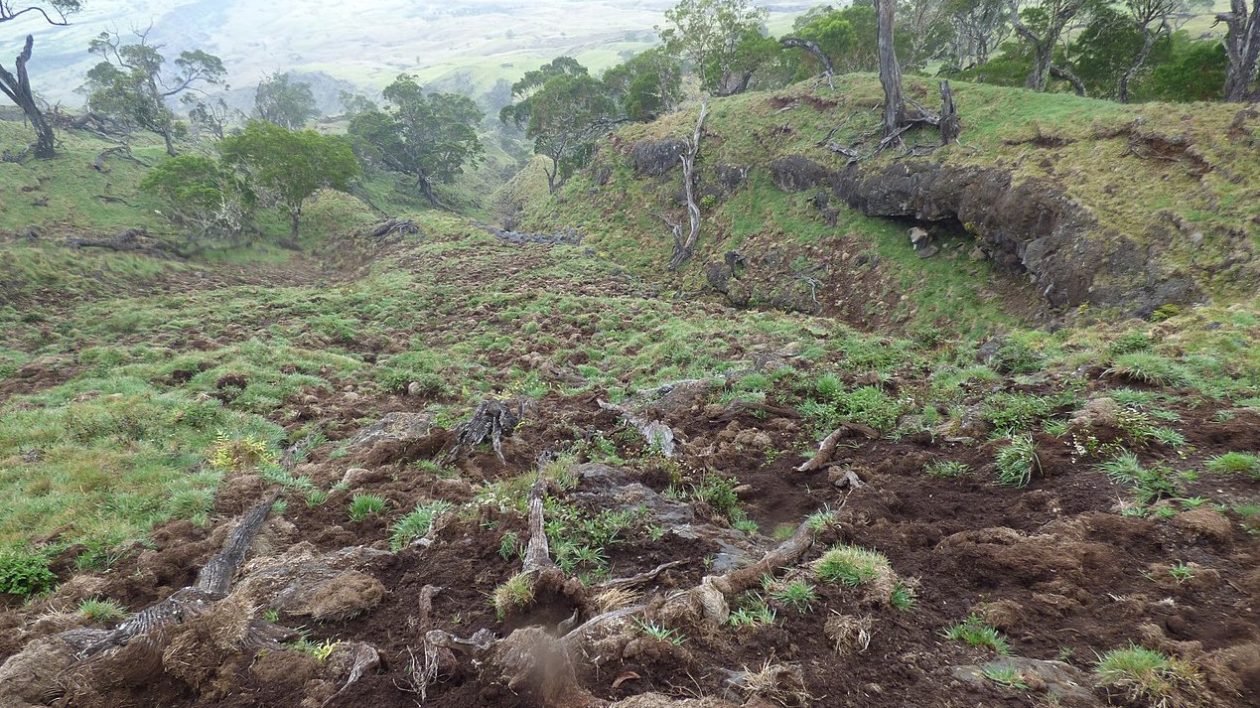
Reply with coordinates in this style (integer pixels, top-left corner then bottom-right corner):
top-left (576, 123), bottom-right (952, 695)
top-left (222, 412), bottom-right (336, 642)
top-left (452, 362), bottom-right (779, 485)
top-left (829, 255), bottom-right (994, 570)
top-left (0, 234), bottom-right (1258, 708)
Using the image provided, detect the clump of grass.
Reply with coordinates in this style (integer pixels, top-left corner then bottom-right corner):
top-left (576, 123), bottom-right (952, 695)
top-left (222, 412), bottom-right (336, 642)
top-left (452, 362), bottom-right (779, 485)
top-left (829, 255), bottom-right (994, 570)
top-left (1204, 452), bottom-right (1260, 479)
top-left (1168, 562), bottom-right (1195, 583)
top-left (498, 531), bottom-right (521, 560)
top-left (770, 580), bottom-right (817, 614)
top-left (78, 598), bottom-right (127, 623)
top-left (1094, 645), bottom-right (1204, 706)
top-left (289, 636), bottom-right (338, 662)
top-left (982, 392), bottom-right (1052, 433)
top-left (0, 548), bottom-right (56, 597)
top-left (943, 615), bottom-right (1010, 655)
top-left (728, 593), bottom-right (777, 628)
top-left (636, 619), bottom-right (685, 645)
top-left (983, 663), bottom-right (1029, 690)
top-left (889, 581), bottom-right (917, 611)
top-left (492, 572), bottom-right (535, 620)
top-left (924, 459), bottom-right (970, 479)
top-left (1099, 452), bottom-right (1178, 505)
top-left (207, 433), bottom-right (276, 472)
top-left (389, 500), bottom-right (454, 550)
top-left (995, 434), bottom-right (1040, 487)
top-left (347, 494), bottom-right (387, 522)
top-left (813, 545), bottom-right (891, 587)
top-left (1106, 352), bottom-right (1185, 387)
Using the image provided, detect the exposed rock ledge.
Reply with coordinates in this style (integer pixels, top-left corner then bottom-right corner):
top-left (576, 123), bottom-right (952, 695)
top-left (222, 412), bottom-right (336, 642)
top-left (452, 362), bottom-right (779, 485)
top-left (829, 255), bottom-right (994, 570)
top-left (767, 155), bottom-right (1199, 314)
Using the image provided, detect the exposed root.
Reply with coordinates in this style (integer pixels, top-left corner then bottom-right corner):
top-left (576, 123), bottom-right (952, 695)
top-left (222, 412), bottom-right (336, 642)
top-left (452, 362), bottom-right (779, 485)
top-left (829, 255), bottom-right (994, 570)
top-left (796, 423), bottom-right (879, 472)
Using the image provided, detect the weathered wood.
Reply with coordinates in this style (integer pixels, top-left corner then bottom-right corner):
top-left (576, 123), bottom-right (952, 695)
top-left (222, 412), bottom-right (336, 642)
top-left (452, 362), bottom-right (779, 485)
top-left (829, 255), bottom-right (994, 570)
top-left (1218, 0), bottom-right (1260, 101)
top-left (877, 0), bottom-right (905, 139)
top-left (668, 101), bottom-right (708, 271)
top-left (939, 80), bottom-right (960, 145)
top-left (441, 399), bottom-right (524, 464)
top-left (0, 36), bottom-right (55, 158)
top-left (522, 476), bottom-right (555, 575)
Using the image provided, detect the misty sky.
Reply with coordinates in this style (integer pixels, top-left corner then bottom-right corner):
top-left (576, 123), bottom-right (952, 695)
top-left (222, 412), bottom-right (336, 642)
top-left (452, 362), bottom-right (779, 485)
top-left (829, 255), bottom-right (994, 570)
top-left (5, 0), bottom-right (810, 104)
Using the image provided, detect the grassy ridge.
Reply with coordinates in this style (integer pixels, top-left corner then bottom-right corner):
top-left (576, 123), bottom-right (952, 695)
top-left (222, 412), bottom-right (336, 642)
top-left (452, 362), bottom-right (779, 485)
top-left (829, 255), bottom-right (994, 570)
top-left (525, 75), bottom-right (1260, 314)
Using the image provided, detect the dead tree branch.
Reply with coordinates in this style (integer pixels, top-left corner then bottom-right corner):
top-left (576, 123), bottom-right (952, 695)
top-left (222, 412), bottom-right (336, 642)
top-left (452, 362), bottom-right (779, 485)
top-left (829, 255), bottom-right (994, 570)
top-left (668, 101), bottom-right (709, 271)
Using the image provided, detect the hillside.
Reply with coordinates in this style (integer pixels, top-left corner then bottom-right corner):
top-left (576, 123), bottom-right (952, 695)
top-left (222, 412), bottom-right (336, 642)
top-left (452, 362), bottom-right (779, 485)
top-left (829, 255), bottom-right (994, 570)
top-left (523, 75), bottom-right (1260, 327)
top-left (1, 79), bottom-right (1259, 707)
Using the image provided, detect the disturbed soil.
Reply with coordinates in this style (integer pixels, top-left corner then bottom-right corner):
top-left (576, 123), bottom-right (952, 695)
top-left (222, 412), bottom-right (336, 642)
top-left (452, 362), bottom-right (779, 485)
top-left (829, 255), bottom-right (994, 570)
top-left (1, 233), bottom-right (1258, 708)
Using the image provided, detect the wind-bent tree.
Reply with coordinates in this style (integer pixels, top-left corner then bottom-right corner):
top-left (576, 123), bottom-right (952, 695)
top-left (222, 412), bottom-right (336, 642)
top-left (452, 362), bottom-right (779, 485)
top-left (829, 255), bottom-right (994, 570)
top-left (501, 58), bottom-right (618, 193)
top-left (347, 74), bottom-right (483, 206)
top-left (219, 121), bottom-right (359, 239)
top-left (659, 0), bottom-right (769, 95)
top-left (140, 154), bottom-right (252, 245)
top-left (602, 48), bottom-right (683, 121)
top-left (902, 0), bottom-right (953, 67)
top-left (1009, 0), bottom-right (1093, 91)
top-left (85, 29), bottom-right (225, 155)
top-left (183, 95), bottom-right (231, 139)
top-left (254, 72), bottom-right (318, 129)
top-left (0, 1), bottom-right (84, 158)
top-left (1218, 0), bottom-right (1260, 101)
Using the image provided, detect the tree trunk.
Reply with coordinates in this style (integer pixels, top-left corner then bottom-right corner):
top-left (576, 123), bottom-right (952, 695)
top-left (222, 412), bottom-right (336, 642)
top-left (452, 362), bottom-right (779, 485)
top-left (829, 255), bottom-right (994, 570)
top-left (877, 0), bottom-right (905, 138)
top-left (1119, 25), bottom-right (1161, 103)
top-left (417, 173), bottom-right (438, 206)
top-left (289, 209), bottom-right (301, 240)
top-left (1026, 40), bottom-right (1054, 91)
top-left (1219, 0), bottom-right (1260, 101)
top-left (1049, 64), bottom-right (1087, 96)
top-left (0, 36), bottom-right (55, 159)
top-left (939, 81), bottom-right (960, 145)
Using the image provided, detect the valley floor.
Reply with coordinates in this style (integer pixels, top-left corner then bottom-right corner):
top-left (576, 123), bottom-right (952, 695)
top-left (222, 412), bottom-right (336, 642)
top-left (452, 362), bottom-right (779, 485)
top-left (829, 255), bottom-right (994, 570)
top-left (1, 218), bottom-right (1258, 707)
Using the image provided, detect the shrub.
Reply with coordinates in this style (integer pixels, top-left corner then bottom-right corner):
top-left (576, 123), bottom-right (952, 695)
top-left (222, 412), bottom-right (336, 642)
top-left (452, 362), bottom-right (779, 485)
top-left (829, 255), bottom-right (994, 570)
top-left (0, 548), bottom-right (56, 597)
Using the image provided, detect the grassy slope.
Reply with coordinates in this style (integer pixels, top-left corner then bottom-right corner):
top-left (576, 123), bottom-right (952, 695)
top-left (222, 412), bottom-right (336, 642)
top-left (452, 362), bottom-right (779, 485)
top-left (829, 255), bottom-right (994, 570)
top-left (525, 75), bottom-right (1260, 317)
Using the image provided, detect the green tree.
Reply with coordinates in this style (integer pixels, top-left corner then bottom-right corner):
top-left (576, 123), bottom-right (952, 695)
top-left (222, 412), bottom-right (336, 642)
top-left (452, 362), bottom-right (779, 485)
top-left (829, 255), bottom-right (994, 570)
top-left (140, 154), bottom-right (252, 245)
top-left (501, 58), bottom-right (618, 193)
top-left (255, 72), bottom-right (318, 129)
top-left (0, 2), bottom-right (85, 158)
top-left (85, 29), bottom-right (225, 155)
top-left (603, 48), bottom-right (683, 120)
top-left (347, 74), bottom-right (484, 206)
top-left (659, 0), bottom-right (770, 95)
top-left (1145, 32), bottom-right (1227, 101)
top-left (183, 95), bottom-right (232, 139)
top-left (219, 121), bottom-right (359, 239)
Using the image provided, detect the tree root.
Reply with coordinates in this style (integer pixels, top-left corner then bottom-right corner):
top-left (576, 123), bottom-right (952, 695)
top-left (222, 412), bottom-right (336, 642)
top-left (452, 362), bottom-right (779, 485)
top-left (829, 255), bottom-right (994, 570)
top-left (598, 399), bottom-right (677, 457)
top-left (796, 422), bottom-right (879, 472)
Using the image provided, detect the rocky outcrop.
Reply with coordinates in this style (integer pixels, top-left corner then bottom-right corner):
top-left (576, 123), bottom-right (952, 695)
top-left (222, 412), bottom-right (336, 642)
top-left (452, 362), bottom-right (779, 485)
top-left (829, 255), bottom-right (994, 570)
top-left (765, 156), bottom-right (1200, 313)
top-left (632, 139), bottom-right (688, 176)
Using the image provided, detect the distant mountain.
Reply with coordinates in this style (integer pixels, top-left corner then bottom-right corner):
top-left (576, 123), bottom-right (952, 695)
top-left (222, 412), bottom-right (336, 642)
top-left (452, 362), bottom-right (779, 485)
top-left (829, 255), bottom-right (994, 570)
top-left (6, 0), bottom-right (809, 105)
